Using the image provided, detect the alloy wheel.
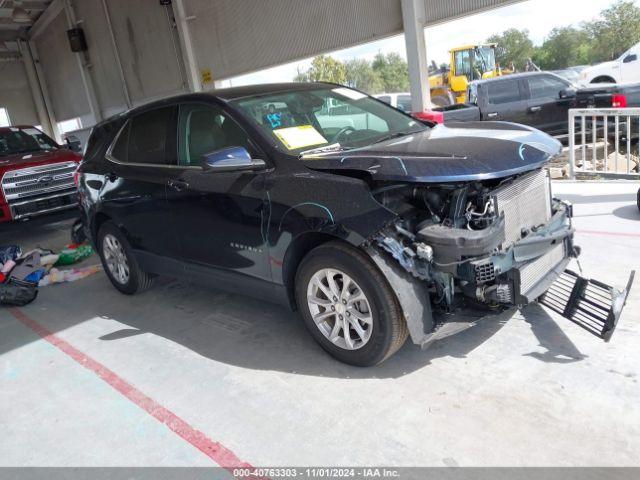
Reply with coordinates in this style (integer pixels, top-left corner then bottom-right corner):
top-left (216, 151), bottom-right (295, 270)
top-left (102, 233), bottom-right (130, 285)
top-left (306, 268), bottom-right (373, 350)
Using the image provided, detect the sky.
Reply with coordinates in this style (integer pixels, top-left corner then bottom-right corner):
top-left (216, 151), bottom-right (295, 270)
top-left (221, 0), bottom-right (635, 87)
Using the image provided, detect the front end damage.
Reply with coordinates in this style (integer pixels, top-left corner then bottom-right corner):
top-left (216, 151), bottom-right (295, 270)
top-left (368, 168), bottom-right (634, 347)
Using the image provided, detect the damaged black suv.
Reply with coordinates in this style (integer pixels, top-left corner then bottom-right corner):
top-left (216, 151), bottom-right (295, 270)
top-left (77, 83), bottom-right (634, 366)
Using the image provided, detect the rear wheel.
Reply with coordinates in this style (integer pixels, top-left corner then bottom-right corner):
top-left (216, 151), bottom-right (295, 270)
top-left (97, 221), bottom-right (153, 295)
top-left (637, 187), bottom-right (640, 212)
top-left (295, 242), bottom-right (408, 366)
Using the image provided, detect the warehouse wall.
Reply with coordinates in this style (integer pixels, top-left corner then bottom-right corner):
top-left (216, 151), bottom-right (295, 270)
top-left (0, 60), bottom-right (39, 126)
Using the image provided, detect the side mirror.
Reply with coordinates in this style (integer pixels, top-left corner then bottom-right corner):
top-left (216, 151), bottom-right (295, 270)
top-left (65, 135), bottom-right (82, 152)
top-left (559, 88), bottom-right (577, 99)
top-left (624, 54), bottom-right (638, 63)
top-left (202, 146), bottom-right (266, 173)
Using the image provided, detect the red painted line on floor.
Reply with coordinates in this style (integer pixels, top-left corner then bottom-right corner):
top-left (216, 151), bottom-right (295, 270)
top-left (578, 229), bottom-right (640, 238)
top-left (8, 307), bottom-right (267, 479)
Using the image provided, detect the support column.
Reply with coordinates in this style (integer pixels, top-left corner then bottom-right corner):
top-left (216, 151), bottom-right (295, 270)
top-left (64, 0), bottom-right (102, 124)
top-left (172, 0), bottom-right (202, 92)
top-left (401, 0), bottom-right (431, 113)
top-left (18, 40), bottom-right (54, 137)
top-left (19, 41), bottom-right (61, 142)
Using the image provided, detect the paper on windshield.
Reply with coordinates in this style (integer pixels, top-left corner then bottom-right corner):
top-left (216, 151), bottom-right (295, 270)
top-left (274, 125), bottom-right (328, 150)
top-left (332, 87), bottom-right (367, 101)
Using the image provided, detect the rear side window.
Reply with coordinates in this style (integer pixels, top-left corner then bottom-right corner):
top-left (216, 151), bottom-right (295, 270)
top-left (487, 80), bottom-right (522, 105)
top-left (528, 76), bottom-right (567, 100)
top-left (111, 106), bottom-right (176, 165)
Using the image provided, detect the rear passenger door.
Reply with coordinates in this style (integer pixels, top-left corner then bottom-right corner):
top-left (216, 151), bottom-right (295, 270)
top-left (103, 105), bottom-right (181, 265)
top-left (524, 74), bottom-right (573, 135)
top-left (480, 79), bottom-right (529, 125)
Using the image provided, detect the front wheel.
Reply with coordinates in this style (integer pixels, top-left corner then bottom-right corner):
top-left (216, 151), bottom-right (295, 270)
top-left (295, 242), bottom-right (408, 366)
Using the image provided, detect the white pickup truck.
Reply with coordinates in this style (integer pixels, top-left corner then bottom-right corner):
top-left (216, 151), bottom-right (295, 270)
top-left (580, 42), bottom-right (640, 84)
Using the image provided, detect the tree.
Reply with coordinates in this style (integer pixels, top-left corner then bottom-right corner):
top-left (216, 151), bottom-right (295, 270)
top-left (293, 55), bottom-right (347, 84)
top-left (344, 59), bottom-right (384, 94)
top-left (487, 28), bottom-right (534, 71)
top-left (585, 0), bottom-right (640, 62)
top-left (534, 27), bottom-right (592, 70)
top-left (372, 52), bottom-right (410, 92)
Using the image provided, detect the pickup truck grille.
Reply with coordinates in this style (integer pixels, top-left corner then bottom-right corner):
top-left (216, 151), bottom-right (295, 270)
top-left (492, 169), bottom-right (552, 246)
top-left (1, 161), bottom-right (78, 220)
top-left (2, 162), bottom-right (77, 201)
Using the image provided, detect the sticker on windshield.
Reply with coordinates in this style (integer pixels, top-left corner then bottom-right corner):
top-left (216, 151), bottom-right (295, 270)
top-left (274, 125), bottom-right (328, 150)
top-left (332, 87), bottom-right (367, 101)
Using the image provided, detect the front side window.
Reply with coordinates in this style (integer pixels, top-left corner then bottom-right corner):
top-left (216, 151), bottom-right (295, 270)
top-left (232, 87), bottom-right (425, 153)
top-left (111, 107), bottom-right (175, 165)
top-left (177, 104), bottom-right (254, 167)
top-left (0, 127), bottom-right (58, 157)
top-left (529, 76), bottom-right (567, 100)
top-left (455, 50), bottom-right (472, 78)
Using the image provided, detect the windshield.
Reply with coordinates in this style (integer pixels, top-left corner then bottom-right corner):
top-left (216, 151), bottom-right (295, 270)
top-left (474, 46), bottom-right (496, 75)
top-left (0, 127), bottom-right (58, 157)
top-left (231, 86), bottom-right (427, 153)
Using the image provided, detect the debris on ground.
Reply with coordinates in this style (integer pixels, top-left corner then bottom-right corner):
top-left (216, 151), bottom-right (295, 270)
top-left (39, 265), bottom-right (101, 286)
top-left (55, 244), bottom-right (93, 266)
top-left (0, 242), bottom-right (99, 306)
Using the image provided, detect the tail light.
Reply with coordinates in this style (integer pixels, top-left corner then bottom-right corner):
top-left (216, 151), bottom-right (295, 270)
top-left (412, 110), bottom-right (444, 124)
top-left (612, 94), bottom-right (627, 108)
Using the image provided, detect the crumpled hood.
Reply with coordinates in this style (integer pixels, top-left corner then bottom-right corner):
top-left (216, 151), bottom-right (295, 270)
top-left (301, 121), bottom-right (562, 183)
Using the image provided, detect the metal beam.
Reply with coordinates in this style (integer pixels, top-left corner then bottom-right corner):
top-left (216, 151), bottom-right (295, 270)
top-left (402, 0), bottom-right (431, 113)
top-left (171, 0), bottom-right (201, 92)
top-left (23, 40), bottom-right (61, 141)
top-left (27, 0), bottom-right (62, 39)
top-left (0, 1), bottom-right (49, 9)
top-left (17, 39), bottom-right (55, 137)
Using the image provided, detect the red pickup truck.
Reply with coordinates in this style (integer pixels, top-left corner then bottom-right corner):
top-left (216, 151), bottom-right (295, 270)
top-left (0, 126), bottom-right (81, 223)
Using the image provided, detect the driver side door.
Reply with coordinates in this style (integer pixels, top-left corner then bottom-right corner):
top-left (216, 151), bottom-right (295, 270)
top-left (165, 102), bottom-right (271, 284)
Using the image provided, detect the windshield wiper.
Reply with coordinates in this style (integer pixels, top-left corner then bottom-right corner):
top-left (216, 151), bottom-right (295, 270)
top-left (372, 131), bottom-right (414, 145)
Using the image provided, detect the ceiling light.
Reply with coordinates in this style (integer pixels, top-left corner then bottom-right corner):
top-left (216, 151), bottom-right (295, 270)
top-left (12, 7), bottom-right (32, 23)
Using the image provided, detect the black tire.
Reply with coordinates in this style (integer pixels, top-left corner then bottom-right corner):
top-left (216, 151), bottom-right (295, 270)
top-left (295, 241), bottom-right (408, 366)
top-left (637, 187), bottom-right (640, 212)
top-left (97, 221), bottom-right (153, 295)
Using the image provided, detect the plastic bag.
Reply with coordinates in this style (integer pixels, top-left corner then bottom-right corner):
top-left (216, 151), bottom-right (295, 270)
top-left (39, 265), bottom-right (101, 287)
top-left (0, 278), bottom-right (38, 306)
top-left (55, 245), bottom-right (93, 266)
top-left (0, 245), bottom-right (21, 264)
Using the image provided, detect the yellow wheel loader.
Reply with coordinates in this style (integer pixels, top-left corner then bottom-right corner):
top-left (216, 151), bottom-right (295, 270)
top-left (428, 44), bottom-right (513, 106)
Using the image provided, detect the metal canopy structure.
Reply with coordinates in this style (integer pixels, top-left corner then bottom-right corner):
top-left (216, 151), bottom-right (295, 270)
top-left (0, 0), bottom-right (524, 140)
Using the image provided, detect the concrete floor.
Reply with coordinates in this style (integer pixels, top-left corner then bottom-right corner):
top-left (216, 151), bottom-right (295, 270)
top-left (1, 181), bottom-right (639, 467)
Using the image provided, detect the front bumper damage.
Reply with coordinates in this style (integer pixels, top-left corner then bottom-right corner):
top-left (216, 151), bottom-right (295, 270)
top-left (371, 197), bottom-right (635, 347)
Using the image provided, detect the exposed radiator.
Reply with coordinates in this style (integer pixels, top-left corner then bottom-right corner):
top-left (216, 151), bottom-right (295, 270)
top-left (492, 169), bottom-right (552, 246)
top-left (519, 242), bottom-right (566, 294)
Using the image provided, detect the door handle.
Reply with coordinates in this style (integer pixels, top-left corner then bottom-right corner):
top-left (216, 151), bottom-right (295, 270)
top-left (487, 112), bottom-right (498, 118)
top-left (528, 105), bottom-right (542, 113)
top-left (167, 179), bottom-right (189, 191)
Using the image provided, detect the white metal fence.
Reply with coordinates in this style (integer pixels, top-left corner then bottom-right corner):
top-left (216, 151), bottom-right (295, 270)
top-left (568, 108), bottom-right (640, 179)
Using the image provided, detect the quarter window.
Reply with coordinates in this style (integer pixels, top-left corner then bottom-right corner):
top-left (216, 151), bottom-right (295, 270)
top-left (487, 80), bottom-right (522, 104)
top-left (177, 104), bottom-right (253, 167)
